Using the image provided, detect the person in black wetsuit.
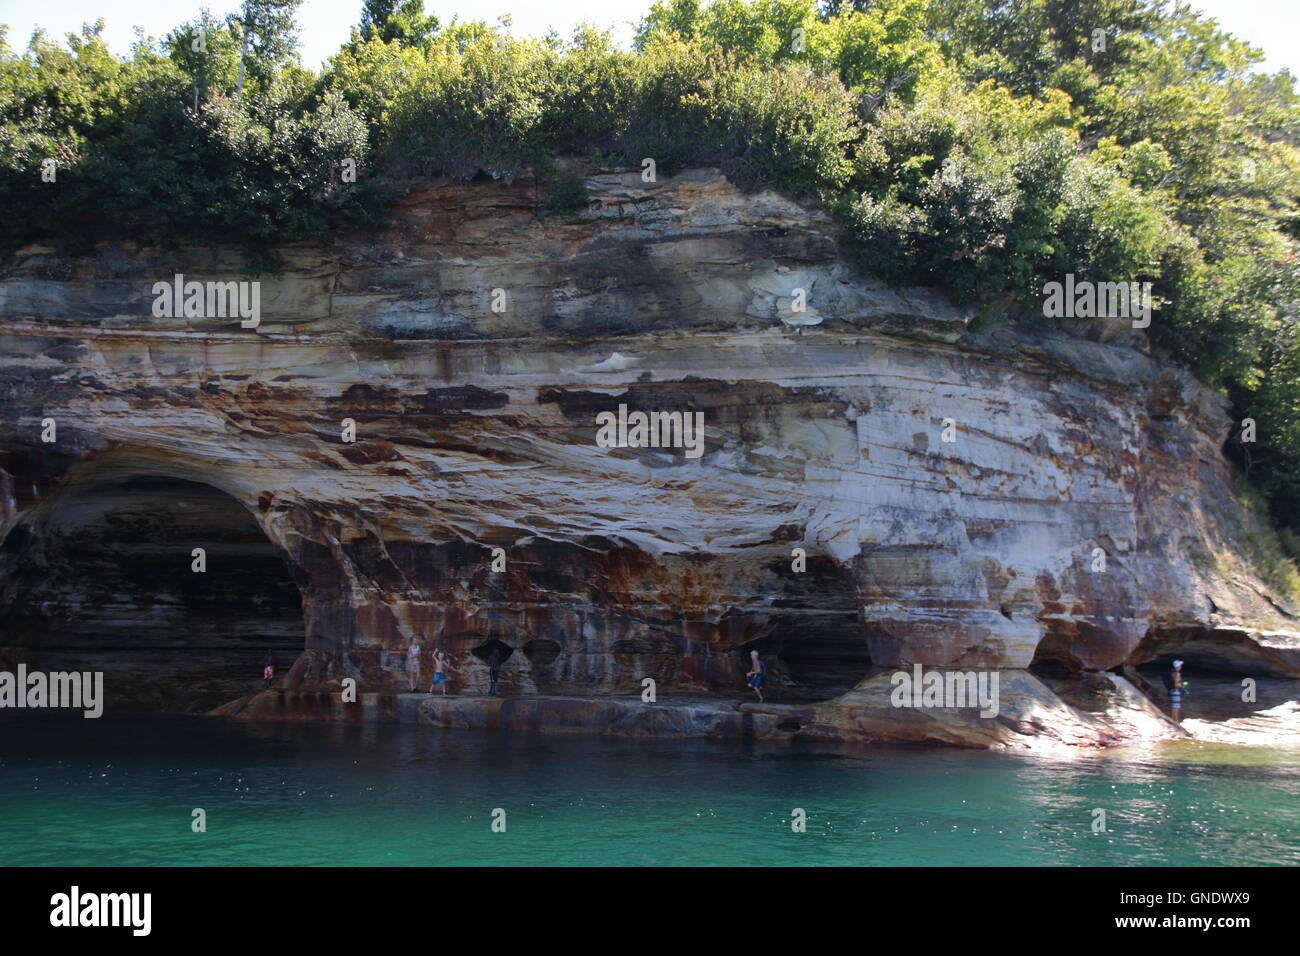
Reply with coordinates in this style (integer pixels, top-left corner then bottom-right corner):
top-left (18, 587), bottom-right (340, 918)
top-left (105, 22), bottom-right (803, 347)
top-left (487, 646), bottom-right (502, 697)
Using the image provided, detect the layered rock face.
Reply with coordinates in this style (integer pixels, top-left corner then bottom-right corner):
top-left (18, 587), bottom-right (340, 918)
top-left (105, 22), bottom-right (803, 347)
top-left (1, 167), bottom-right (1297, 745)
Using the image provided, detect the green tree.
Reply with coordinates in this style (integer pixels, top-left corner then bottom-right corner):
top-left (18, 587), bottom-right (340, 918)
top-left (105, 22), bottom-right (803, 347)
top-left (3, 0), bottom-right (1299, 542)
top-left (233, 0), bottom-right (303, 100)
top-left (358, 0), bottom-right (440, 47)
top-left (166, 11), bottom-right (242, 107)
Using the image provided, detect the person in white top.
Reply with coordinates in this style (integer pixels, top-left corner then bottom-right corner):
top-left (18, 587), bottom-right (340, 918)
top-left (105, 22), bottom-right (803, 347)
top-left (408, 637), bottom-right (422, 692)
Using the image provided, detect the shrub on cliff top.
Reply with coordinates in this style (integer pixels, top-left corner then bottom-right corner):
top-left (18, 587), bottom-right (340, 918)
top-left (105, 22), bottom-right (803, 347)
top-left (375, 28), bottom-right (859, 198)
top-left (0, 20), bottom-right (376, 261)
top-left (1, 0), bottom-right (1298, 541)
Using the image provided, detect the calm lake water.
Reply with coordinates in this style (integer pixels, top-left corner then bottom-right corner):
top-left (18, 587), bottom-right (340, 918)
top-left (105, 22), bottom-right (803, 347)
top-left (1, 714), bottom-right (1297, 866)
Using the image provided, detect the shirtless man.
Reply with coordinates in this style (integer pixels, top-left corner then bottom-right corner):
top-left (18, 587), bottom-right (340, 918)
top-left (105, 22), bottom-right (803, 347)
top-left (429, 646), bottom-right (450, 695)
top-left (745, 649), bottom-right (765, 703)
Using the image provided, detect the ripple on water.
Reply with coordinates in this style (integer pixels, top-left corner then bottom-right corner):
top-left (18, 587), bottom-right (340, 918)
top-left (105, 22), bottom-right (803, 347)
top-left (0, 715), bottom-right (1297, 866)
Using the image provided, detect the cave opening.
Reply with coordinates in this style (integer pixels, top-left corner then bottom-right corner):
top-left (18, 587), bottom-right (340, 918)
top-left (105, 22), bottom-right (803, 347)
top-left (736, 613), bottom-right (872, 701)
top-left (0, 474), bottom-right (305, 713)
top-left (724, 554), bottom-right (872, 702)
top-left (1127, 625), bottom-right (1300, 722)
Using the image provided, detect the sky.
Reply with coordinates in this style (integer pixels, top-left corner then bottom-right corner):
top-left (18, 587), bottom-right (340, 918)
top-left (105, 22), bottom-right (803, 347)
top-left (0, 0), bottom-right (1296, 75)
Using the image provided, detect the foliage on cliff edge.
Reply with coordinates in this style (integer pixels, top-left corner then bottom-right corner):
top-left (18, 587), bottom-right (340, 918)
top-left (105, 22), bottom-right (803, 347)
top-left (0, 0), bottom-right (1297, 542)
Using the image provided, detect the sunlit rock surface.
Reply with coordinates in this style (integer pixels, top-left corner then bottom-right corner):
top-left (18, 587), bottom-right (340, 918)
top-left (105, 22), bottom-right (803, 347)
top-left (2, 168), bottom-right (1297, 745)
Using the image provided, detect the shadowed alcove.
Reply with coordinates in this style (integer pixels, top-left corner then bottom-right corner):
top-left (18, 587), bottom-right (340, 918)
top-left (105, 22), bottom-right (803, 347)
top-left (721, 553), bottom-right (872, 702)
top-left (1126, 624), bottom-right (1300, 721)
top-left (0, 473), bottom-right (305, 712)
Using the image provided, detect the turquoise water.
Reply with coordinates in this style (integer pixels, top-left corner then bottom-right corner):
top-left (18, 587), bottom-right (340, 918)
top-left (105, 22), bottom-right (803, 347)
top-left (1, 714), bottom-right (1298, 866)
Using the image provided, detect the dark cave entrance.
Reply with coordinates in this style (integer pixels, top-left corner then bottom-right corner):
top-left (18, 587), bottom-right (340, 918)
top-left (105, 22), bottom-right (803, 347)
top-left (0, 475), bottom-right (305, 713)
top-left (1127, 625), bottom-right (1300, 721)
top-left (722, 554), bottom-right (872, 702)
top-left (733, 614), bottom-right (872, 701)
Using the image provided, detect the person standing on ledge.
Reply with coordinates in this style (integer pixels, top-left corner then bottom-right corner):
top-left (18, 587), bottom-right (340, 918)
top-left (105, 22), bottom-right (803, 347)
top-left (408, 636), bottom-right (422, 693)
top-left (487, 646), bottom-right (502, 697)
top-left (262, 649), bottom-right (274, 689)
top-left (430, 646), bottom-right (450, 695)
top-left (746, 650), bottom-right (765, 703)
top-left (1164, 659), bottom-right (1189, 723)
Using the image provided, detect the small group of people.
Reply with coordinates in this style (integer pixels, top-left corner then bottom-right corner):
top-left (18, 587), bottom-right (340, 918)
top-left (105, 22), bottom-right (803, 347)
top-left (407, 638), bottom-right (505, 696)
top-left (266, 640), bottom-right (1187, 717)
top-left (407, 638), bottom-right (762, 701)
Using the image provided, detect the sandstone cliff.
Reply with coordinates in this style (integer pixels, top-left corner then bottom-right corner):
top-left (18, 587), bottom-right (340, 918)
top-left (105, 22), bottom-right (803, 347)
top-left (1, 167), bottom-right (1297, 746)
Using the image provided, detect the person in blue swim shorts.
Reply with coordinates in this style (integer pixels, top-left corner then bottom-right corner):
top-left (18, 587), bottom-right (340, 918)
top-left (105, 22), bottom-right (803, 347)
top-left (1163, 659), bottom-right (1188, 724)
top-left (429, 646), bottom-right (450, 695)
top-left (746, 649), bottom-right (765, 703)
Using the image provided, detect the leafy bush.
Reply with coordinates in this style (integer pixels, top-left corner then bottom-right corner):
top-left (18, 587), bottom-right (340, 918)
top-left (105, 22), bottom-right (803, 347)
top-left (545, 171), bottom-right (589, 215)
top-left (2, 0), bottom-right (1299, 541)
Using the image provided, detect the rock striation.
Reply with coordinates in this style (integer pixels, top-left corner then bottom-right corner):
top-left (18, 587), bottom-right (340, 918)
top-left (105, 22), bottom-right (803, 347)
top-left (1, 167), bottom-right (1297, 745)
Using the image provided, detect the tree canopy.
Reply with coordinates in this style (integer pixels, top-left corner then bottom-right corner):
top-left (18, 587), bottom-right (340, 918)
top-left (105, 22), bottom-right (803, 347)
top-left (1, 0), bottom-right (1297, 545)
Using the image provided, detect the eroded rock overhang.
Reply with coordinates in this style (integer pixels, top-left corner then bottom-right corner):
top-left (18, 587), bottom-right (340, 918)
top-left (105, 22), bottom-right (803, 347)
top-left (1, 168), bottom-right (1296, 744)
